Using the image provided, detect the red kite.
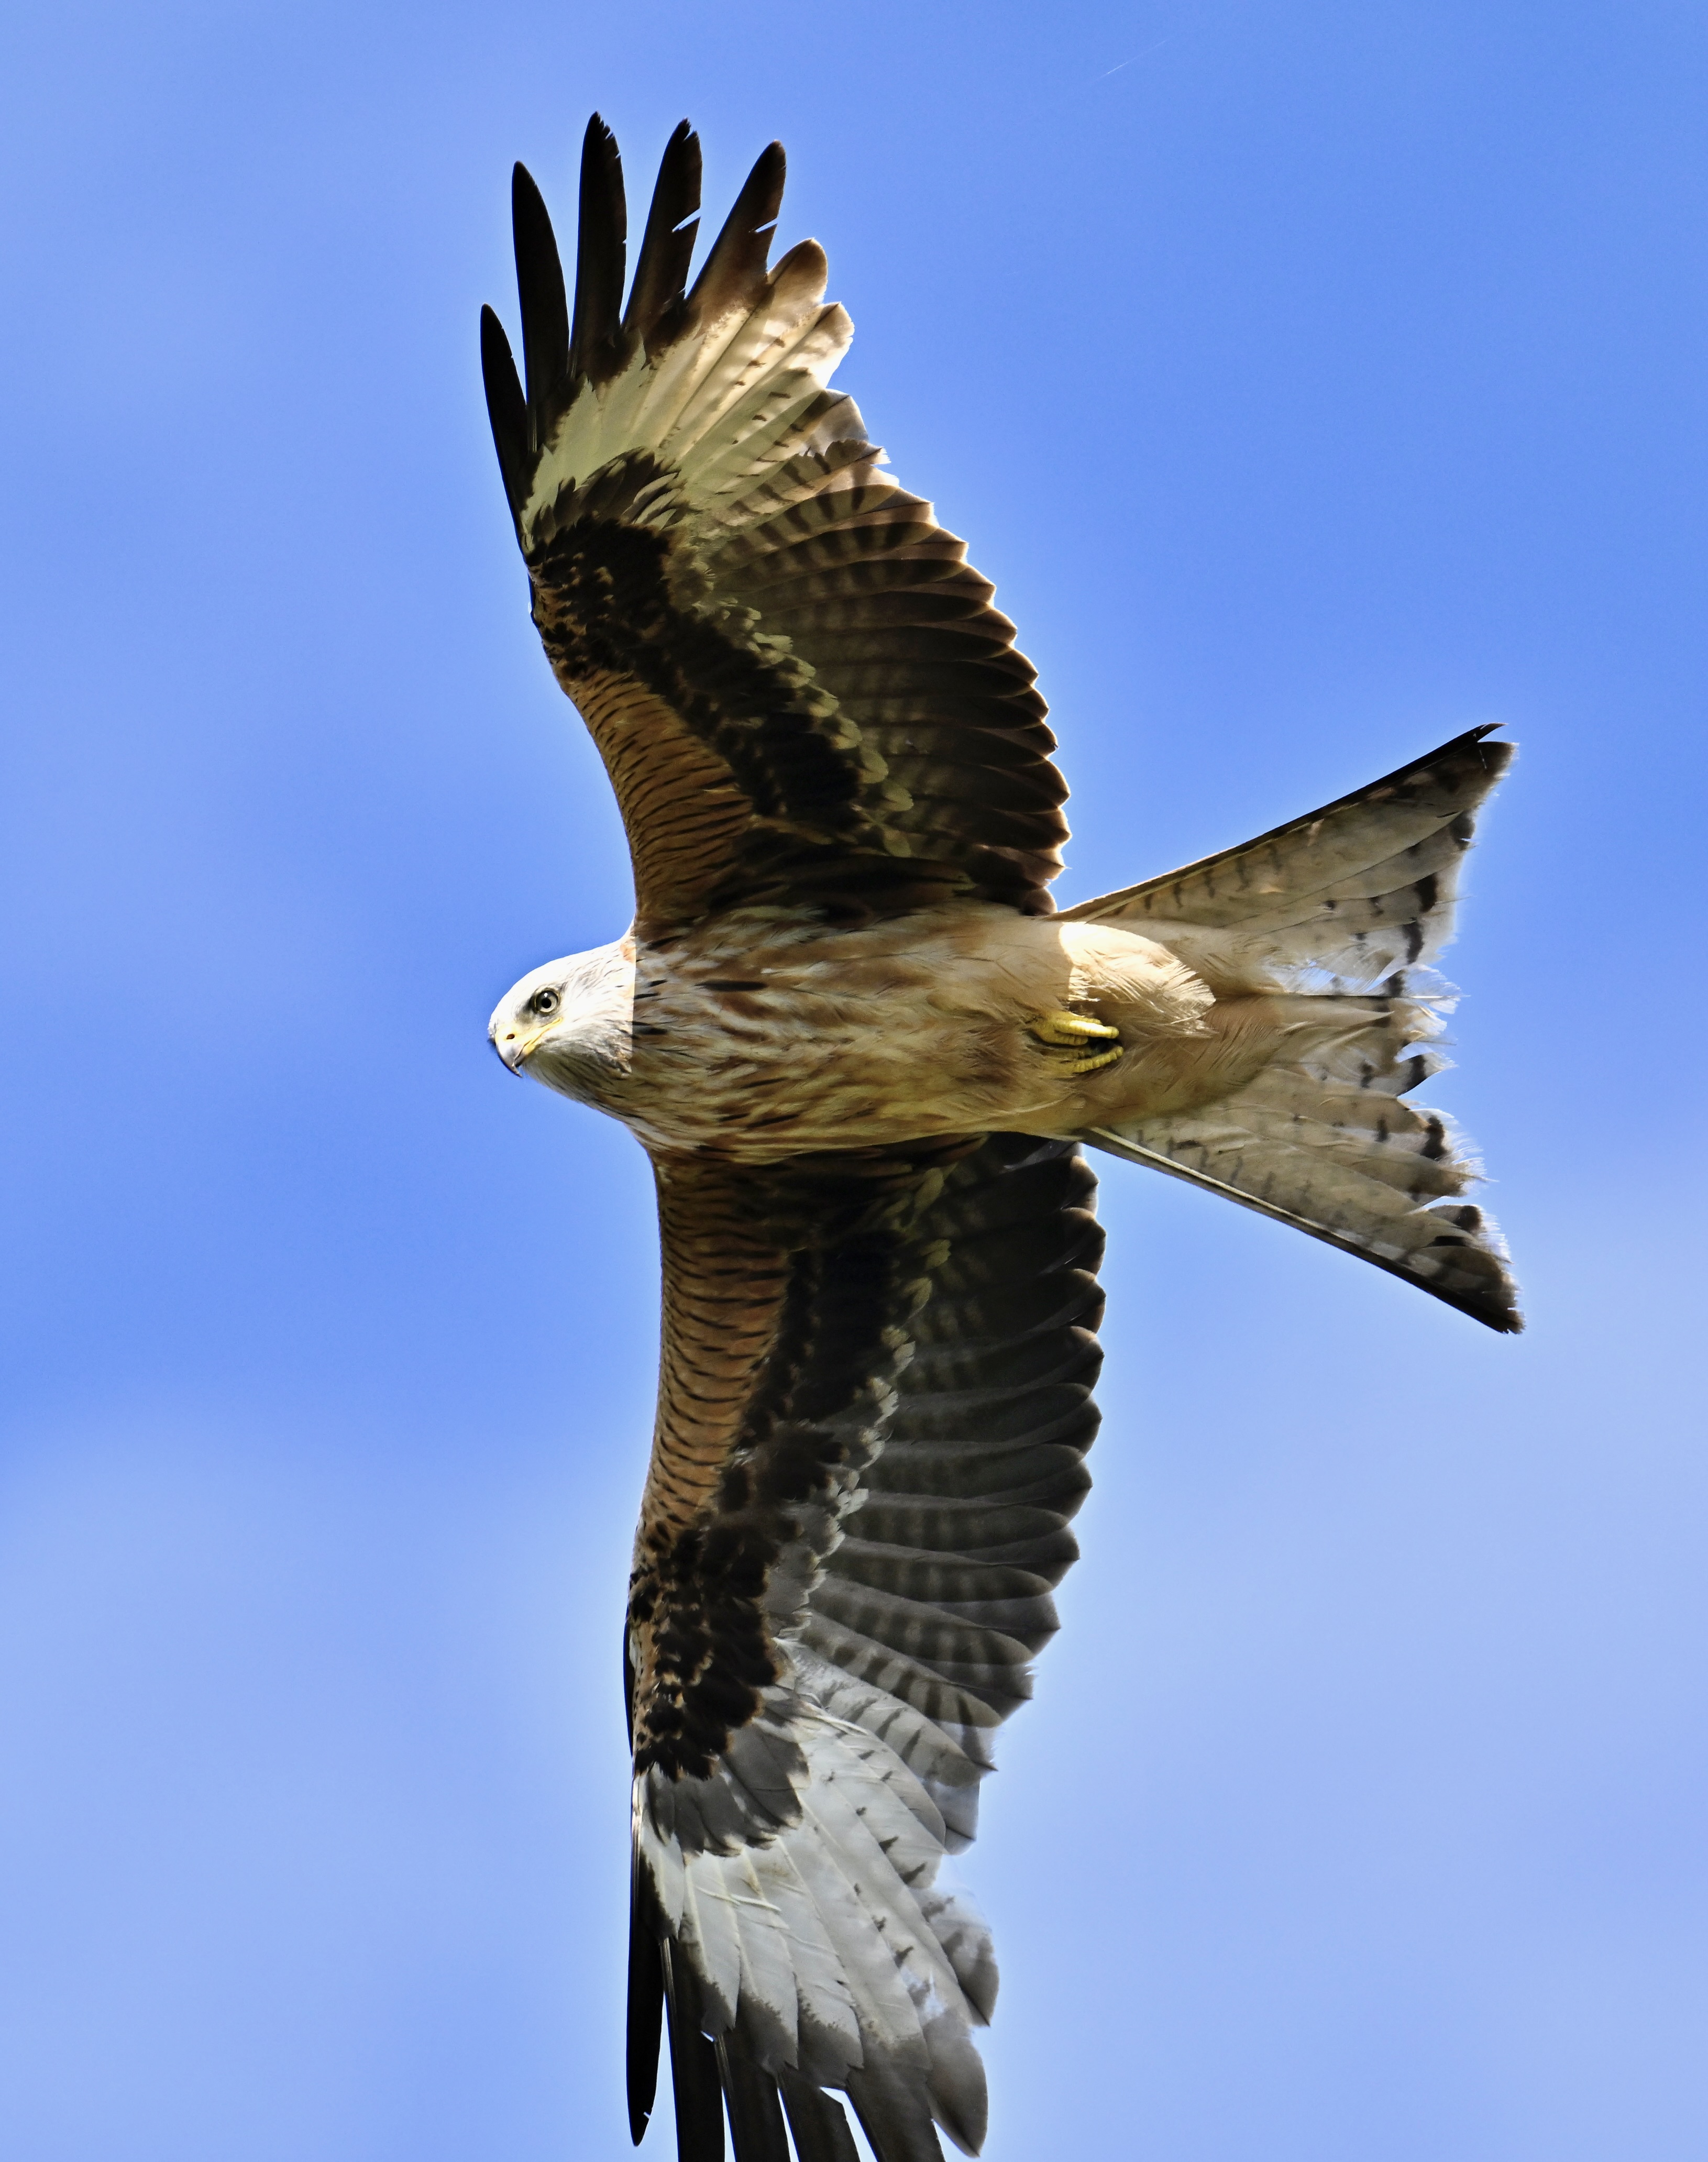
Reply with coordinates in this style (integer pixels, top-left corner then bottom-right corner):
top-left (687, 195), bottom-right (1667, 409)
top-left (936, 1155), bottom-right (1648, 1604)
top-left (480, 116), bottom-right (1518, 2162)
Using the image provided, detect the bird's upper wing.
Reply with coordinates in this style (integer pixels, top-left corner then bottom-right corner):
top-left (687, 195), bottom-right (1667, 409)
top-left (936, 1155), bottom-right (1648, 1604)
top-left (481, 119), bottom-right (1069, 939)
top-left (625, 1134), bottom-right (1103, 2162)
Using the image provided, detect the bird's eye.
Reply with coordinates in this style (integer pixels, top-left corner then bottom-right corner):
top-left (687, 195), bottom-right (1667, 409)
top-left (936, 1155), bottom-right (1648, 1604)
top-left (530, 987), bottom-right (560, 1016)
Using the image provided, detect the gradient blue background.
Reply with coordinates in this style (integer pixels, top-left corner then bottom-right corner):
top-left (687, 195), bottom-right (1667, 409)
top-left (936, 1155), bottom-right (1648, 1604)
top-left (3, 5), bottom-right (1705, 2157)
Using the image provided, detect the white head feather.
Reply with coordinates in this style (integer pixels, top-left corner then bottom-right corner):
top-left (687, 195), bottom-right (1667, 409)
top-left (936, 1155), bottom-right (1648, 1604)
top-left (488, 937), bottom-right (635, 1103)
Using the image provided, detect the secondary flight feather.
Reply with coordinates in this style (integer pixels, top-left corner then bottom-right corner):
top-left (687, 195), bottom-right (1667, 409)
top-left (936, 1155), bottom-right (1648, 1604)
top-left (478, 114), bottom-right (1520, 2162)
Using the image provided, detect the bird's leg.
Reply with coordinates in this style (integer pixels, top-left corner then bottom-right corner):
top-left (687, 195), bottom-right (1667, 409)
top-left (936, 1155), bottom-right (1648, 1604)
top-left (1028, 1009), bottom-right (1123, 1075)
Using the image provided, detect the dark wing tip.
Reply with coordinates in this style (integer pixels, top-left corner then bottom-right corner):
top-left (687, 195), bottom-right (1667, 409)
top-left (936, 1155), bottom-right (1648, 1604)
top-left (663, 1955), bottom-right (725, 2162)
top-left (510, 161), bottom-right (569, 452)
top-left (626, 118), bottom-right (705, 352)
top-left (746, 140), bottom-right (788, 235)
top-left (510, 156), bottom-right (549, 234)
top-left (625, 1862), bottom-right (664, 2144)
top-left (478, 303), bottom-right (529, 523)
top-left (569, 110), bottom-right (630, 388)
top-left (719, 2036), bottom-right (793, 2160)
top-left (780, 2077), bottom-right (863, 2162)
top-left (687, 138), bottom-right (789, 322)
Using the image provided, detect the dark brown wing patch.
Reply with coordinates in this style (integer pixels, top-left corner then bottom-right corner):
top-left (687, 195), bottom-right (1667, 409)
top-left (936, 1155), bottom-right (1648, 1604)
top-left (631, 1142), bottom-right (961, 1783)
top-left (525, 483), bottom-right (899, 936)
top-left (699, 481), bottom-right (1068, 911)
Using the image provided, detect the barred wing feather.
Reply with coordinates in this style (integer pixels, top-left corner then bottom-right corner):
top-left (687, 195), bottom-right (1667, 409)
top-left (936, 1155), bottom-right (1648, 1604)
top-left (481, 118), bottom-right (1068, 937)
top-left (627, 1138), bottom-right (1103, 2159)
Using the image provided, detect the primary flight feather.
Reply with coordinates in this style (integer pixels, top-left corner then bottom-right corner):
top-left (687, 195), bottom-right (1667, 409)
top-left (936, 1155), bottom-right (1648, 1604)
top-left (479, 115), bottom-right (1519, 2162)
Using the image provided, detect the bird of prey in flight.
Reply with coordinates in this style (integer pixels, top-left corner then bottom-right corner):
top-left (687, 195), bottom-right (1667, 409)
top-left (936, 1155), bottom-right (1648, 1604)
top-left (479, 115), bottom-right (1518, 2162)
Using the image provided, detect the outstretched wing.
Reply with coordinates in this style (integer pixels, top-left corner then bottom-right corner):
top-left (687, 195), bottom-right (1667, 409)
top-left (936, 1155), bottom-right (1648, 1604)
top-left (480, 118), bottom-right (1069, 939)
top-left (626, 1136), bottom-right (1104, 2161)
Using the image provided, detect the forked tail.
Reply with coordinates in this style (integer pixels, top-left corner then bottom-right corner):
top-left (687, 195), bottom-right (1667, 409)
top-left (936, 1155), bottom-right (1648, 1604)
top-left (1065, 727), bottom-right (1521, 1332)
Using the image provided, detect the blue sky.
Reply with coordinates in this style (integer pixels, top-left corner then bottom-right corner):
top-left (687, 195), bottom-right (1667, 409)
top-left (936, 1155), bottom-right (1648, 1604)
top-left (2, 4), bottom-right (1705, 2157)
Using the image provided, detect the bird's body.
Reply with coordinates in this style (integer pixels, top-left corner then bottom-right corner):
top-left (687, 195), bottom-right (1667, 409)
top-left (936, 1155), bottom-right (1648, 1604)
top-left (498, 903), bottom-right (1233, 1159)
top-left (478, 115), bottom-right (1520, 2162)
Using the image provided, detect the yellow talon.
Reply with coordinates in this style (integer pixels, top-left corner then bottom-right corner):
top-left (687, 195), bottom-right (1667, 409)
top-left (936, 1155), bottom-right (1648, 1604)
top-left (1031, 1009), bottom-right (1119, 1046)
top-left (1029, 1009), bottom-right (1123, 1075)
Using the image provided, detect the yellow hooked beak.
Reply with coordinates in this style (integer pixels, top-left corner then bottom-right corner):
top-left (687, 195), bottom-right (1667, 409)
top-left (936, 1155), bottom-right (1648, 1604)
top-left (492, 1022), bottom-right (554, 1074)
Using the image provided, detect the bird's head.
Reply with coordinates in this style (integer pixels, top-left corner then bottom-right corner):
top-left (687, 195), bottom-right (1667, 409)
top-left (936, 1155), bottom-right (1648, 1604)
top-left (488, 937), bottom-right (635, 1104)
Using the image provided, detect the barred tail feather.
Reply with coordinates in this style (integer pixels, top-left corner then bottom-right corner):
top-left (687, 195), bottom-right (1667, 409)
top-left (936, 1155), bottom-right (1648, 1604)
top-left (1068, 726), bottom-right (1519, 1329)
top-left (1086, 981), bottom-right (1520, 1331)
top-left (1064, 725), bottom-right (1513, 995)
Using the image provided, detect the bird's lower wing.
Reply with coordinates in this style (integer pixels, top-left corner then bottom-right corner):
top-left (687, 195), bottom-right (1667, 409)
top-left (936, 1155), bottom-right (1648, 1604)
top-left (628, 1137), bottom-right (1104, 2161)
